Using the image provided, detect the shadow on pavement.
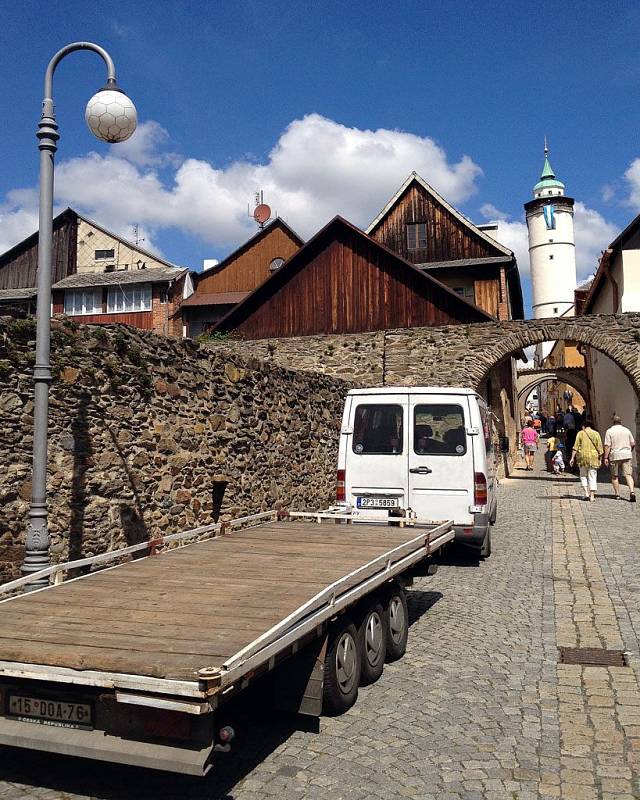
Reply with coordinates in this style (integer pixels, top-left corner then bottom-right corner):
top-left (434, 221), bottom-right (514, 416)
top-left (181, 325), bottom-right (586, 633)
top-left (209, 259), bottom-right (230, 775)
top-left (406, 589), bottom-right (443, 627)
top-left (436, 544), bottom-right (481, 568)
top-left (0, 678), bottom-right (313, 800)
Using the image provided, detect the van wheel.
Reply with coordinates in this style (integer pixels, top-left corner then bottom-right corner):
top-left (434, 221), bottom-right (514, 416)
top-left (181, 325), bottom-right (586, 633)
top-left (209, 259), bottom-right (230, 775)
top-left (383, 585), bottom-right (408, 662)
top-left (480, 529), bottom-right (492, 558)
top-left (322, 618), bottom-right (360, 715)
top-left (356, 601), bottom-right (386, 685)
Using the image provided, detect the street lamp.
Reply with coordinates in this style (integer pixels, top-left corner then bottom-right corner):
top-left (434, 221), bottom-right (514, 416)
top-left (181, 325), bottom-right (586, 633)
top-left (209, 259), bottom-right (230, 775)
top-left (23, 43), bottom-right (137, 587)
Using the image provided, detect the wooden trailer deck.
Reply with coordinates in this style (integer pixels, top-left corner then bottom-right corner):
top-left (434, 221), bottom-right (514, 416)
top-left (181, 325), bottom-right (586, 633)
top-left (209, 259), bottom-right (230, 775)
top-left (0, 519), bottom-right (452, 693)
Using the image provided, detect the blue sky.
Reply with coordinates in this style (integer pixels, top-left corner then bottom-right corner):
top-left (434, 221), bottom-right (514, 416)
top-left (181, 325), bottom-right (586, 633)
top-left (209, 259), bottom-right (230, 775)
top-left (1, 0), bottom-right (639, 313)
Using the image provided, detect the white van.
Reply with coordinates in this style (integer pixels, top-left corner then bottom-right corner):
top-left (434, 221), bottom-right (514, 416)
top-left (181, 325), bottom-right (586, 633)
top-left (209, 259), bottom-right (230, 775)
top-left (336, 387), bottom-right (497, 557)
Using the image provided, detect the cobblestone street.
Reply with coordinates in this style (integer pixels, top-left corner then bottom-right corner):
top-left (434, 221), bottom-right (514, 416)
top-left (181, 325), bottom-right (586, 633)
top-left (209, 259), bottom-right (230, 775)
top-left (1, 450), bottom-right (639, 799)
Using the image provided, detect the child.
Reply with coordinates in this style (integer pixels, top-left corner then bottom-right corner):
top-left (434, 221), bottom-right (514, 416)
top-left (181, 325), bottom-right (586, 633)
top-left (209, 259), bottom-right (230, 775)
top-left (552, 445), bottom-right (565, 475)
top-left (546, 434), bottom-right (559, 472)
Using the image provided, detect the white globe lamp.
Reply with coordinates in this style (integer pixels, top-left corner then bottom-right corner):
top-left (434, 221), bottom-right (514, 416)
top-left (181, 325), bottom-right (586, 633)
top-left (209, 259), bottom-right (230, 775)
top-left (85, 88), bottom-right (137, 143)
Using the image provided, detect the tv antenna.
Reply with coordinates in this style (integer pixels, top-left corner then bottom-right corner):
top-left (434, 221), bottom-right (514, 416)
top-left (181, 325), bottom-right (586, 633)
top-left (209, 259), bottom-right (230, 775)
top-left (248, 190), bottom-right (272, 230)
top-left (132, 223), bottom-right (145, 247)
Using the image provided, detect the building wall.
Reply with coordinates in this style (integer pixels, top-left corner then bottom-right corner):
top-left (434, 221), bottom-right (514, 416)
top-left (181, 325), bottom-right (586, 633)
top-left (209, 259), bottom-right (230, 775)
top-left (53, 279), bottom-right (186, 337)
top-left (75, 219), bottom-right (169, 274)
top-left (196, 225), bottom-right (301, 294)
top-left (622, 249), bottom-right (640, 311)
top-left (0, 317), bottom-right (350, 582)
top-left (0, 213), bottom-right (77, 290)
top-left (585, 250), bottom-right (639, 469)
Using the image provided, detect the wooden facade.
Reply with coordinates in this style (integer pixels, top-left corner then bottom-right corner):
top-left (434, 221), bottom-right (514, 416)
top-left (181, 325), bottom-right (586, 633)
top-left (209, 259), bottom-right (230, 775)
top-left (215, 217), bottom-right (491, 339)
top-left (196, 219), bottom-right (303, 294)
top-left (0, 209), bottom-right (77, 290)
top-left (366, 174), bottom-right (523, 321)
top-left (368, 182), bottom-right (506, 264)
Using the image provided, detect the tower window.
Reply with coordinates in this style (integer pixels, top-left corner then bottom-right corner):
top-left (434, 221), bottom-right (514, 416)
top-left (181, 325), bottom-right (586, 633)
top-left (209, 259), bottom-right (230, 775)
top-left (553, 307), bottom-right (558, 314)
top-left (549, 238), bottom-right (553, 243)
top-left (406, 223), bottom-right (427, 250)
top-left (549, 255), bottom-right (554, 260)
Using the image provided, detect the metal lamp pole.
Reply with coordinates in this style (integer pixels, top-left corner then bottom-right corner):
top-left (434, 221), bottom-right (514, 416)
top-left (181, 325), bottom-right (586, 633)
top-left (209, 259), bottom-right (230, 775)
top-left (23, 43), bottom-right (137, 587)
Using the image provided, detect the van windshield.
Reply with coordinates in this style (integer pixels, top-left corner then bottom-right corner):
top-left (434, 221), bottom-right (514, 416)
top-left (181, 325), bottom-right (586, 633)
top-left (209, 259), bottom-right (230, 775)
top-left (414, 404), bottom-right (466, 455)
top-left (353, 404), bottom-right (403, 454)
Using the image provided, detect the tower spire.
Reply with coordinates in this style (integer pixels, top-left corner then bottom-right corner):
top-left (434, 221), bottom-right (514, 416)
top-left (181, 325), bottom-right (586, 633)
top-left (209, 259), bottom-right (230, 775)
top-left (541, 137), bottom-right (555, 180)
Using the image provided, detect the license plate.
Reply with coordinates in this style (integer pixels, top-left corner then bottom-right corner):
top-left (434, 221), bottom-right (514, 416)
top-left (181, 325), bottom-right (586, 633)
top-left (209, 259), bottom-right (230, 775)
top-left (357, 497), bottom-right (399, 509)
top-left (7, 694), bottom-right (93, 729)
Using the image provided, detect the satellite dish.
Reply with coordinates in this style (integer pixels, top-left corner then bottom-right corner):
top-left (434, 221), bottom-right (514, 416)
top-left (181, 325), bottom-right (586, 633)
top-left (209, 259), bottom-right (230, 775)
top-left (254, 204), bottom-right (271, 225)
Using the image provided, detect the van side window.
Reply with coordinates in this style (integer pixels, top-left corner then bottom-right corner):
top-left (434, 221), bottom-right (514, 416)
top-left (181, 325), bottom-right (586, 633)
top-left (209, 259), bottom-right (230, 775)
top-left (414, 405), bottom-right (466, 455)
top-left (352, 405), bottom-right (403, 454)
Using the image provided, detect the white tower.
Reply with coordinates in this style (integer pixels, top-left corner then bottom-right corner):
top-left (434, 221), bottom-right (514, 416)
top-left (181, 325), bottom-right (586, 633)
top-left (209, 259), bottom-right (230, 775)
top-left (525, 142), bottom-right (576, 322)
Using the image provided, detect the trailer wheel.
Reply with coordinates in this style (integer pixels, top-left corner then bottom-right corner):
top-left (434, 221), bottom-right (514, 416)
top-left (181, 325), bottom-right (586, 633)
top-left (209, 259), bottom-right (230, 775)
top-left (322, 619), bottom-right (360, 715)
top-left (356, 601), bottom-right (386, 685)
top-left (383, 585), bottom-right (408, 662)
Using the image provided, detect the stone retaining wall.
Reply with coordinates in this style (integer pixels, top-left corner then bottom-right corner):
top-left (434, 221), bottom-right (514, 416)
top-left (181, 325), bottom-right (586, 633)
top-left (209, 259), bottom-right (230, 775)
top-left (0, 317), bottom-right (351, 582)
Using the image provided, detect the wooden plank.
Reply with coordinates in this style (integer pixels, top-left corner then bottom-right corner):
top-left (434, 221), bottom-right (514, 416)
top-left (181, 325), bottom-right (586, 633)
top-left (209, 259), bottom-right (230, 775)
top-left (0, 638), bottom-right (206, 680)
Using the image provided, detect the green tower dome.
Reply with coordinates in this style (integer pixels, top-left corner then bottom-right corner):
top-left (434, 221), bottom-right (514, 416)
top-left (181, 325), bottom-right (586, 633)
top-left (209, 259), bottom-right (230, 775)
top-left (533, 141), bottom-right (565, 194)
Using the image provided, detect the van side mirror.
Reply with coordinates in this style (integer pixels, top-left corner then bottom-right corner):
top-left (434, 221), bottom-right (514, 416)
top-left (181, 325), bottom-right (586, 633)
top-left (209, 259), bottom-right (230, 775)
top-left (500, 436), bottom-right (510, 453)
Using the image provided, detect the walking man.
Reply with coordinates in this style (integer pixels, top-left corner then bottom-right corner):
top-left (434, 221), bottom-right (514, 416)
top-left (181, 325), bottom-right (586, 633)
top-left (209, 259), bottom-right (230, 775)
top-left (604, 414), bottom-right (636, 503)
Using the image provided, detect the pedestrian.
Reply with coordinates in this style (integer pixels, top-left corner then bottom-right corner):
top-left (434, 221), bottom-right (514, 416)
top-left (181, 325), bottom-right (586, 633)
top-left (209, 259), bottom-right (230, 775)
top-left (520, 420), bottom-right (539, 471)
top-left (547, 414), bottom-right (556, 437)
top-left (546, 433), bottom-right (560, 472)
top-left (604, 414), bottom-right (636, 503)
top-left (539, 412), bottom-right (547, 435)
top-left (552, 445), bottom-right (566, 475)
top-left (563, 408), bottom-right (578, 472)
top-left (569, 416), bottom-right (604, 502)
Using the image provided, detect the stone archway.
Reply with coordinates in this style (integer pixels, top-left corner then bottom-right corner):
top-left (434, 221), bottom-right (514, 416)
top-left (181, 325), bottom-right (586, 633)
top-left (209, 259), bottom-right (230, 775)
top-left (382, 313), bottom-right (640, 400)
top-left (516, 367), bottom-right (588, 407)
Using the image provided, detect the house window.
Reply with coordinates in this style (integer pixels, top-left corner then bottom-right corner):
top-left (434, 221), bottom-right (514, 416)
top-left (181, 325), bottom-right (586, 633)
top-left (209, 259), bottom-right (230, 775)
top-left (95, 249), bottom-right (115, 261)
top-left (270, 257), bottom-right (285, 271)
top-left (159, 288), bottom-right (169, 304)
top-left (406, 223), bottom-right (427, 250)
top-left (107, 283), bottom-right (152, 313)
top-left (64, 288), bottom-right (103, 316)
top-left (453, 286), bottom-right (474, 301)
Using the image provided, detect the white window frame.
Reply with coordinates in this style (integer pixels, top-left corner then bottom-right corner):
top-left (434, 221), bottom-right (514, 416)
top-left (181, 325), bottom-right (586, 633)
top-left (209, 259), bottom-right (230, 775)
top-left (64, 288), bottom-right (103, 316)
top-left (107, 283), bottom-right (152, 314)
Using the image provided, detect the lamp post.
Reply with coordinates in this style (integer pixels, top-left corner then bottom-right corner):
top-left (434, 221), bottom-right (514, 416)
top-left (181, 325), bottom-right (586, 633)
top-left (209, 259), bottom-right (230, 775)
top-left (23, 43), bottom-right (137, 587)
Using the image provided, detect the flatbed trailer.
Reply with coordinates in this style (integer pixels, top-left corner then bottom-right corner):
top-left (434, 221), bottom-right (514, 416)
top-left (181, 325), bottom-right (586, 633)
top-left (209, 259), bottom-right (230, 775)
top-left (0, 511), bottom-right (453, 775)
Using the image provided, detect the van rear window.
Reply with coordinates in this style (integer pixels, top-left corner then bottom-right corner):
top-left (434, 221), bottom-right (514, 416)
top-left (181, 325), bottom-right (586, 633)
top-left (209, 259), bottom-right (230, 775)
top-left (414, 405), bottom-right (466, 455)
top-left (353, 405), bottom-right (403, 454)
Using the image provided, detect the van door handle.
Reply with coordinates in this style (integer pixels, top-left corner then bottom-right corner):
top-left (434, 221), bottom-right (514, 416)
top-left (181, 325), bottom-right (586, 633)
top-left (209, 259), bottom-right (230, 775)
top-left (410, 466), bottom-right (432, 474)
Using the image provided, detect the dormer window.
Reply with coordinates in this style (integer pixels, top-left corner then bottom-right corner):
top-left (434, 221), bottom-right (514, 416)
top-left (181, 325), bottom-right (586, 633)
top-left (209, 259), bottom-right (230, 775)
top-left (407, 223), bottom-right (427, 250)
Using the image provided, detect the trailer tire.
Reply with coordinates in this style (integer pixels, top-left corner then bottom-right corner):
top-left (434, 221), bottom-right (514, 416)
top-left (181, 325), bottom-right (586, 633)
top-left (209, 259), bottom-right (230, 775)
top-left (356, 601), bottom-right (386, 685)
top-left (383, 585), bottom-right (408, 662)
top-left (322, 618), bottom-right (360, 715)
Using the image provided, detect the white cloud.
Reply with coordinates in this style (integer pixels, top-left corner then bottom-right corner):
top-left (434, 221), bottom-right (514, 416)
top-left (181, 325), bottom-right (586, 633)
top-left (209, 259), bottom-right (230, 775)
top-left (624, 158), bottom-right (640, 210)
top-left (480, 202), bottom-right (617, 280)
top-left (0, 114), bottom-right (482, 261)
top-left (573, 201), bottom-right (618, 278)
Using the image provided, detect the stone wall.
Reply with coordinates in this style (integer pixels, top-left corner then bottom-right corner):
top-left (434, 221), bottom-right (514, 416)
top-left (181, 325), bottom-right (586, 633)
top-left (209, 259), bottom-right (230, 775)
top-left (0, 317), bottom-right (351, 582)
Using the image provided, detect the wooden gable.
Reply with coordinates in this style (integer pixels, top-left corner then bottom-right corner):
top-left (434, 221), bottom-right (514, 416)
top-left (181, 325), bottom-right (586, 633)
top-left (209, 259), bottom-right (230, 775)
top-left (195, 219), bottom-right (303, 295)
top-left (367, 174), bottom-right (510, 265)
top-left (215, 217), bottom-right (492, 339)
top-left (0, 209), bottom-right (78, 290)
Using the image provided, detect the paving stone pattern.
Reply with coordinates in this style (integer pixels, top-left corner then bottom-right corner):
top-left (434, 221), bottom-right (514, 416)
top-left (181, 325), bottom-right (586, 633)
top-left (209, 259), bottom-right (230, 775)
top-left (1, 451), bottom-right (640, 799)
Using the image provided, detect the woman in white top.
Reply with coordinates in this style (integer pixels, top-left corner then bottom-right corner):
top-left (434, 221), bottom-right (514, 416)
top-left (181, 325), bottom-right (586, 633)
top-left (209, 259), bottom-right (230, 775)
top-left (604, 414), bottom-right (636, 502)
